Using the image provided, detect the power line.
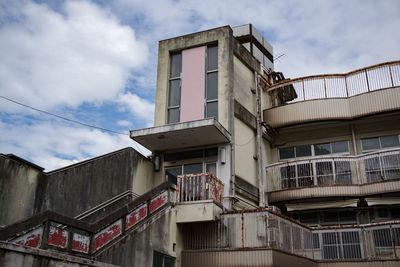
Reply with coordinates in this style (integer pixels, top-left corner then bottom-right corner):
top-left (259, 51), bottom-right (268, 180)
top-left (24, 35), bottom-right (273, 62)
top-left (0, 95), bottom-right (129, 136)
top-left (0, 95), bottom-right (150, 156)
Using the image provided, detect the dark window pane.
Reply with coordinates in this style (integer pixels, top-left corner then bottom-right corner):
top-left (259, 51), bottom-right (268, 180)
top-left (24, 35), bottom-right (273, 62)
top-left (316, 162), bottom-right (334, 185)
top-left (297, 163), bottom-right (312, 186)
top-left (165, 149), bottom-right (203, 161)
top-left (168, 108), bottom-right (180, 123)
top-left (315, 143), bottom-right (331, 155)
top-left (364, 158), bottom-right (381, 182)
top-left (207, 45), bottom-right (218, 71)
top-left (165, 167), bottom-right (182, 185)
top-left (153, 251), bottom-right (163, 267)
top-left (168, 80), bottom-right (181, 107)
top-left (335, 161), bottom-right (352, 184)
top-left (361, 137), bottom-right (380, 151)
top-left (205, 147), bottom-right (218, 157)
top-left (331, 141), bottom-right (349, 154)
top-left (296, 145), bottom-right (312, 157)
top-left (279, 147), bottom-right (295, 160)
top-left (206, 101), bottom-right (218, 119)
top-left (391, 207), bottom-right (400, 219)
top-left (206, 163), bottom-right (216, 175)
top-left (164, 256), bottom-right (175, 267)
top-left (380, 135), bottom-right (400, 148)
top-left (170, 53), bottom-right (182, 78)
top-left (206, 72), bottom-right (218, 100)
top-left (184, 163), bottom-right (202, 174)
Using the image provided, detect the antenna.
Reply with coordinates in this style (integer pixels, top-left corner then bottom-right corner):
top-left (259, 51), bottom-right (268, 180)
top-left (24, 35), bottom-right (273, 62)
top-left (274, 53), bottom-right (286, 62)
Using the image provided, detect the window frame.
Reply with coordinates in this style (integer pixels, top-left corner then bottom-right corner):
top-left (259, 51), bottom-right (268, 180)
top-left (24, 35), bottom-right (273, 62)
top-left (361, 134), bottom-right (400, 153)
top-left (167, 52), bottom-right (182, 124)
top-left (205, 44), bottom-right (218, 120)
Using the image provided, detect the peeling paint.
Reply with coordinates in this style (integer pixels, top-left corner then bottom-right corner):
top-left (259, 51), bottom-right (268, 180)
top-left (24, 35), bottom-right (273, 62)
top-left (12, 227), bottom-right (43, 248)
top-left (125, 203), bottom-right (147, 230)
top-left (48, 226), bottom-right (68, 248)
top-left (150, 191), bottom-right (168, 213)
top-left (93, 220), bottom-right (122, 252)
top-left (72, 233), bottom-right (90, 254)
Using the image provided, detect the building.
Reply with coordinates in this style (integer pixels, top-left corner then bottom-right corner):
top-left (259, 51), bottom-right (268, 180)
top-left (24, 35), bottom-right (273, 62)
top-left (1, 24), bottom-right (400, 266)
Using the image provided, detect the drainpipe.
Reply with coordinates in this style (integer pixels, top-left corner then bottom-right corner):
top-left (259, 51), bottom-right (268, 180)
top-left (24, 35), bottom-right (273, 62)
top-left (255, 71), bottom-right (266, 207)
top-left (351, 124), bottom-right (361, 184)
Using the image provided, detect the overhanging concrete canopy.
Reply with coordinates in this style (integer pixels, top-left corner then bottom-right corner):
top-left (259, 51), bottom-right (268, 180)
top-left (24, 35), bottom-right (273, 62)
top-left (130, 118), bottom-right (231, 152)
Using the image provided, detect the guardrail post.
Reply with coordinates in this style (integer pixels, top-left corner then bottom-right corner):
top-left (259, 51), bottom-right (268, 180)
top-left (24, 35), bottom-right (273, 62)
top-left (365, 69), bottom-right (370, 91)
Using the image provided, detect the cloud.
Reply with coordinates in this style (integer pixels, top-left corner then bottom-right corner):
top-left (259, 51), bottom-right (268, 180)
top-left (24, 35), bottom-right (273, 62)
top-left (117, 92), bottom-right (154, 125)
top-left (112, 0), bottom-right (400, 78)
top-left (117, 120), bottom-right (132, 127)
top-left (0, 0), bottom-right (148, 112)
top-left (0, 119), bottom-right (150, 171)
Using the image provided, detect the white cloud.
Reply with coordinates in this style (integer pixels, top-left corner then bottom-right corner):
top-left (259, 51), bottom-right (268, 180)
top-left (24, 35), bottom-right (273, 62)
top-left (117, 92), bottom-right (154, 125)
top-left (0, 0), bottom-right (148, 111)
top-left (0, 120), bottom-right (150, 171)
top-left (117, 120), bottom-right (132, 127)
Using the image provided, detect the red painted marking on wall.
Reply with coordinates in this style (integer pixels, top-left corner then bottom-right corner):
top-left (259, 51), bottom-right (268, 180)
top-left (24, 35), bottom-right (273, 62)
top-left (93, 220), bottom-right (122, 252)
top-left (12, 227), bottom-right (43, 248)
top-left (125, 203), bottom-right (147, 230)
top-left (72, 233), bottom-right (90, 254)
top-left (150, 191), bottom-right (168, 213)
top-left (48, 226), bottom-right (68, 248)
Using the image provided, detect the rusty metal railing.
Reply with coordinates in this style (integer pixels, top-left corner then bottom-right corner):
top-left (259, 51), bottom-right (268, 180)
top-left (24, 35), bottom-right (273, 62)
top-left (266, 148), bottom-right (400, 191)
top-left (183, 209), bottom-right (400, 261)
top-left (177, 173), bottom-right (224, 205)
top-left (267, 61), bottom-right (400, 106)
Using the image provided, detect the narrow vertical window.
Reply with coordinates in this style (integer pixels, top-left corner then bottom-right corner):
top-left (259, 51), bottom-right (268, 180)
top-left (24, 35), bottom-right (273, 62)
top-left (205, 45), bottom-right (218, 119)
top-left (168, 53), bottom-right (182, 123)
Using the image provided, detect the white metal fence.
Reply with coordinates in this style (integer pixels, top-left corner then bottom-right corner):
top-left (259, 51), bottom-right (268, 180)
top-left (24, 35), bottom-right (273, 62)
top-left (266, 148), bottom-right (400, 191)
top-left (183, 210), bottom-right (400, 261)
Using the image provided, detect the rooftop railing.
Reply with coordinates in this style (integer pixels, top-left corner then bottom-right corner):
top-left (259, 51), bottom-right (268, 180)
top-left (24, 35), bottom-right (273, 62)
top-left (267, 61), bottom-right (400, 106)
top-left (266, 148), bottom-right (400, 192)
top-left (176, 173), bottom-right (224, 205)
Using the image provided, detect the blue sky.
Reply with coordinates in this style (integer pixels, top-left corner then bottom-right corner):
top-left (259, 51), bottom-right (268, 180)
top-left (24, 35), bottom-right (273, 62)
top-left (1, 0), bottom-right (399, 170)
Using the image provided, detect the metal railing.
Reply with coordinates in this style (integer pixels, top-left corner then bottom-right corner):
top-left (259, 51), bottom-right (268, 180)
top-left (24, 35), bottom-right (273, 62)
top-left (183, 209), bottom-right (400, 261)
top-left (176, 172), bottom-right (224, 205)
top-left (266, 148), bottom-right (400, 191)
top-left (267, 61), bottom-right (400, 106)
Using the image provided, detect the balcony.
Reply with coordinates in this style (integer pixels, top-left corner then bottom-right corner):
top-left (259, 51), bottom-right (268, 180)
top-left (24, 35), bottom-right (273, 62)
top-left (182, 209), bottom-right (400, 264)
top-left (266, 148), bottom-right (400, 202)
top-left (175, 172), bottom-right (224, 223)
top-left (264, 61), bottom-right (400, 128)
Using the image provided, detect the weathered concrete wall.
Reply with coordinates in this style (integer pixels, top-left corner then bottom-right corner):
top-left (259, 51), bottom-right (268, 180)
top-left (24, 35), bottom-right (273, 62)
top-left (154, 26), bottom-right (234, 134)
top-left (42, 148), bottom-right (155, 219)
top-left (0, 155), bottom-right (44, 226)
top-left (0, 148), bottom-right (155, 227)
top-left (0, 241), bottom-right (117, 267)
top-left (97, 209), bottom-right (176, 267)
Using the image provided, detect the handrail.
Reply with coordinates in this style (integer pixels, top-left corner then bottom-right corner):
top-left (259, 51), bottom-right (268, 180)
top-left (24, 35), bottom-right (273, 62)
top-left (74, 190), bottom-right (140, 220)
top-left (267, 60), bottom-right (400, 91)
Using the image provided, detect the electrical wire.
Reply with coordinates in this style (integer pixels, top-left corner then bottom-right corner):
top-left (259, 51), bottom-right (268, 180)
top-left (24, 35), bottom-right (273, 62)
top-left (0, 95), bottom-right (128, 135)
top-left (0, 95), bottom-right (149, 156)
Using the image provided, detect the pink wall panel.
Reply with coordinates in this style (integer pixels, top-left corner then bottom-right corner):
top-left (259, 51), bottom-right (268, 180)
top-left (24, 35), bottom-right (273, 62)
top-left (180, 46), bottom-right (205, 122)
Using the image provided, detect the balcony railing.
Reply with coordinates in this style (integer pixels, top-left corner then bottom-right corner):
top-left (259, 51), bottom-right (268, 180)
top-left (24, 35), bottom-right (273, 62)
top-left (266, 148), bottom-right (400, 191)
top-left (183, 209), bottom-right (400, 261)
top-left (177, 172), bottom-right (224, 205)
top-left (267, 61), bottom-right (400, 106)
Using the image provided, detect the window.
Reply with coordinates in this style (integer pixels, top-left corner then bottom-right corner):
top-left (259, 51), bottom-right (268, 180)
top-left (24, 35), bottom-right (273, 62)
top-left (164, 148), bottom-right (218, 184)
top-left (361, 135), bottom-right (400, 182)
top-left (361, 135), bottom-right (400, 152)
top-left (279, 141), bottom-right (349, 160)
top-left (320, 231), bottom-right (362, 259)
top-left (153, 251), bottom-right (175, 267)
top-left (205, 45), bottom-right (218, 119)
top-left (278, 141), bottom-right (351, 187)
top-left (167, 53), bottom-right (182, 123)
top-left (167, 45), bottom-right (218, 124)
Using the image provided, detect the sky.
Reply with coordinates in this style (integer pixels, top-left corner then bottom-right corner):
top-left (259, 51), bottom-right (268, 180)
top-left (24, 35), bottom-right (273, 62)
top-left (0, 0), bottom-right (399, 171)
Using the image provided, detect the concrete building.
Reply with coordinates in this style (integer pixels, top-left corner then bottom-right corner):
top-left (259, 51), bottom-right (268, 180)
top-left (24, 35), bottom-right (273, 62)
top-left (1, 24), bottom-right (400, 266)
